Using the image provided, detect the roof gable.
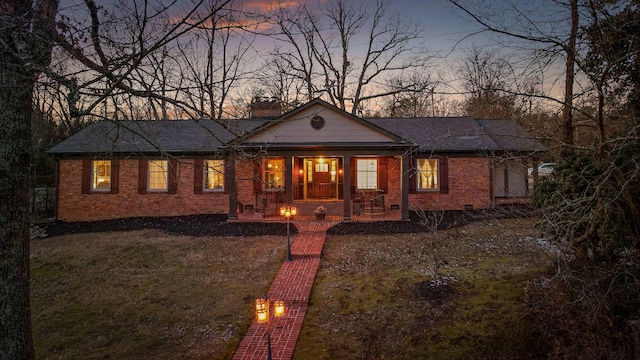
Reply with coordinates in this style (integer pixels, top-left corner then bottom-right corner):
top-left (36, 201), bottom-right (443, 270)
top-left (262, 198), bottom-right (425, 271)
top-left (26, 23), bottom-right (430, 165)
top-left (241, 99), bottom-right (400, 145)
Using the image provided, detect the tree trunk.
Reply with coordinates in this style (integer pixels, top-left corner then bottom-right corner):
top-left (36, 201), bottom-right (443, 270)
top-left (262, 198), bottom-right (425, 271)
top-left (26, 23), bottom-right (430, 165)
top-left (0, 48), bottom-right (36, 360)
top-left (561, 0), bottom-right (579, 157)
top-left (0, 1), bottom-right (58, 358)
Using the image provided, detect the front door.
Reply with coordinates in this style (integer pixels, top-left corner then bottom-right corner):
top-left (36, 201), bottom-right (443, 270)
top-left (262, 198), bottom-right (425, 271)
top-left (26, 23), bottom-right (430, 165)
top-left (304, 158), bottom-right (339, 199)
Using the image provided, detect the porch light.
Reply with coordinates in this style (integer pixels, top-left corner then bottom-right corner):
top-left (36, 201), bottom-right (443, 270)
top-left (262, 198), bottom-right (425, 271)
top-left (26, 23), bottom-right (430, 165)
top-left (255, 295), bottom-right (286, 360)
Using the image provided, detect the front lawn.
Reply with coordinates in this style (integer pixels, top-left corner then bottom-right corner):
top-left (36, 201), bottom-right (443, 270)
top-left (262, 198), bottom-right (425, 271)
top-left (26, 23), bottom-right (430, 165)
top-left (294, 217), bottom-right (552, 359)
top-left (31, 230), bottom-right (285, 359)
top-left (31, 216), bottom-right (553, 359)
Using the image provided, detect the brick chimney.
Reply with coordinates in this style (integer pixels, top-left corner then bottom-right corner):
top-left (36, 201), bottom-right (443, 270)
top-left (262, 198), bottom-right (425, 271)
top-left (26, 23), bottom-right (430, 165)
top-left (250, 97), bottom-right (281, 119)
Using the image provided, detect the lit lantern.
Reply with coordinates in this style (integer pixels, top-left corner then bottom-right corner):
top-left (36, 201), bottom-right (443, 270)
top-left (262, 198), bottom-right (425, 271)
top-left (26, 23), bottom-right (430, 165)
top-left (280, 207), bottom-right (286, 216)
top-left (290, 207), bottom-right (297, 216)
top-left (273, 300), bottom-right (285, 317)
top-left (256, 298), bottom-right (268, 323)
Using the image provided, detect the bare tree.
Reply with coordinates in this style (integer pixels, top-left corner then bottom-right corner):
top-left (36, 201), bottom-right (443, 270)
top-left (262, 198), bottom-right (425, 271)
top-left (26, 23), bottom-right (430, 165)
top-left (268, 0), bottom-right (431, 115)
top-left (383, 72), bottom-right (436, 117)
top-left (457, 47), bottom-right (520, 119)
top-left (1, 1), bottom-right (59, 358)
top-left (2, 1), bottom-right (244, 358)
top-left (269, 4), bottom-right (319, 103)
top-left (40, 0), bottom-right (239, 121)
top-left (450, 0), bottom-right (583, 154)
top-left (175, 0), bottom-right (258, 120)
top-left (257, 54), bottom-right (305, 113)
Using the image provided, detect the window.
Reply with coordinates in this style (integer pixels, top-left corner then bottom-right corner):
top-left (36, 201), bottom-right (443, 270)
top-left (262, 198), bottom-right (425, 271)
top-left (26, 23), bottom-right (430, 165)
top-left (265, 158), bottom-right (284, 190)
top-left (83, 159), bottom-right (118, 194)
top-left (91, 160), bottom-right (111, 191)
top-left (148, 160), bottom-right (168, 191)
top-left (330, 159), bottom-right (337, 182)
top-left (310, 115), bottom-right (325, 130)
top-left (204, 160), bottom-right (224, 191)
top-left (417, 159), bottom-right (438, 190)
top-left (357, 159), bottom-right (377, 189)
top-left (315, 162), bottom-right (328, 172)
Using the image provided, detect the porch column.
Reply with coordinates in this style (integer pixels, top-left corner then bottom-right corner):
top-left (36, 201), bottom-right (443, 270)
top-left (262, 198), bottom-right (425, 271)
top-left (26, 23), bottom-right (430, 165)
top-left (227, 153), bottom-right (237, 220)
top-left (343, 155), bottom-right (352, 220)
top-left (285, 155), bottom-right (293, 204)
top-left (401, 154), bottom-right (410, 221)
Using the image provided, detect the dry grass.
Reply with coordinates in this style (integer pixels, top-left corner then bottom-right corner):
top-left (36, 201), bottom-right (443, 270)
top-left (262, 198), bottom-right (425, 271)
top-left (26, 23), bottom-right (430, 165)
top-left (294, 217), bottom-right (554, 359)
top-left (30, 229), bottom-right (285, 360)
top-left (31, 217), bottom-right (554, 359)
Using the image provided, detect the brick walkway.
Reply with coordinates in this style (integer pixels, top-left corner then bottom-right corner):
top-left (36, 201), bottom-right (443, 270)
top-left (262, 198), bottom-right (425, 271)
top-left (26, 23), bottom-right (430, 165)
top-left (232, 220), bottom-right (335, 360)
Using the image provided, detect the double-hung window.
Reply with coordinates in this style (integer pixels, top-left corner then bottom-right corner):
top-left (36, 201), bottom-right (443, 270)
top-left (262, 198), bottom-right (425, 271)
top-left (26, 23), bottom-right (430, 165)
top-left (417, 158), bottom-right (438, 190)
top-left (264, 158), bottom-right (284, 190)
top-left (148, 160), bottom-right (168, 191)
top-left (204, 160), bottom-right (224, 191)
top-left (91, 160), bottom-right (111, 191)
top-left (83, 159), bottom-right (118, 194)
top-left (357, 159), bottom-right (377, 190)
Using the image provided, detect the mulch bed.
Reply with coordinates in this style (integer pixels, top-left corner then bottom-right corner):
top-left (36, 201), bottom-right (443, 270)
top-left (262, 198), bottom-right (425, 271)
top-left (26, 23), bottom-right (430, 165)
top-left (41, 206), bottom-right (534, 238)
top-left (41, 214), bottom-right (290, 238)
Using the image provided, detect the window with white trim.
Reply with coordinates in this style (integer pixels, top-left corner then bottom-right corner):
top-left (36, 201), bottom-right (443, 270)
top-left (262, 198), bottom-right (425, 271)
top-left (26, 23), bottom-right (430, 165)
top-left (417, 158), bottom-right (438, 190)
top-left (148, 160), bottom-right (168, 191)
top-left (357, 159), bottom-right (377, 189)
top-left (91, 160), bottom-right (111, 191)
top-left (204, 160), bottom-right (224, 191)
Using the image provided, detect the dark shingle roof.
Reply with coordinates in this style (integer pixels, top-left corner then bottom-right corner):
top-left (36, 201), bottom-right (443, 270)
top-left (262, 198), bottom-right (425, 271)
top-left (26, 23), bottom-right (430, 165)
top-left (365, 117), bottom-right (545, 153)
top-left (47, 119), bottom-right (263, 155)
top-left (475, 119), bottom-right (547, 152)
top-left (48, 113), bottom-right (545, 155)
top-left (365, 117), bottom-right (498, 151)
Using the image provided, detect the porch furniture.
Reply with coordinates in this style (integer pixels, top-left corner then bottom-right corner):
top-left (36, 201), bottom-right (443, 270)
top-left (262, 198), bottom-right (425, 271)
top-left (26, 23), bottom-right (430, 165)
top-left (352, 189), bottom-right (385, 216)
top-left (255, 191), bottom-right (284, 218)
top-left (352, 192), bottom-right (365, 215)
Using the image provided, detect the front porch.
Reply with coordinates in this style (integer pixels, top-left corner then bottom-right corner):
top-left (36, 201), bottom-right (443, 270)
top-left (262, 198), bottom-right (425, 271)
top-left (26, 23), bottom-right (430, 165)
top-left (235, 199), bottom-right (403, 222)
top-left (230, 153), bottom-right (411, 222)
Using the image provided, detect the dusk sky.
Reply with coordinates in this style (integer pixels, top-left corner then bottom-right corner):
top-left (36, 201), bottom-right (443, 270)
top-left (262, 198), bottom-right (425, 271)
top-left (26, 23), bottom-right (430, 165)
top-left (54, 0), bottom-right (568, 112)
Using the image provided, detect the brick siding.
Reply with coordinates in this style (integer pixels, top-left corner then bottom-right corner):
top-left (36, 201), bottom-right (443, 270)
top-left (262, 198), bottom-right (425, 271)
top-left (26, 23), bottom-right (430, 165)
top-left (56, 156), bottom-right (493, 222)
top-left (385, 157), bottom-right (402, 208)
top-left (57, 159), bottom-right (229, 222)
top-left (408, 157), bottom-right (492, 211)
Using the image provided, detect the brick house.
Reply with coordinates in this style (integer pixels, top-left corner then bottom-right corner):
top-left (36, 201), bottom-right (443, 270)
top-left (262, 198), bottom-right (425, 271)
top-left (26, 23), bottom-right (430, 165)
top-left (47, 98), bottom-right (545, 222)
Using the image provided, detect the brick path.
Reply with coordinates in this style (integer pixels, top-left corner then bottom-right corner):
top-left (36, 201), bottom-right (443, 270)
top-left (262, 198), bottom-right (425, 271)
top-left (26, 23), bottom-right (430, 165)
top-left (232, 220), bottom-right (335, 360)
